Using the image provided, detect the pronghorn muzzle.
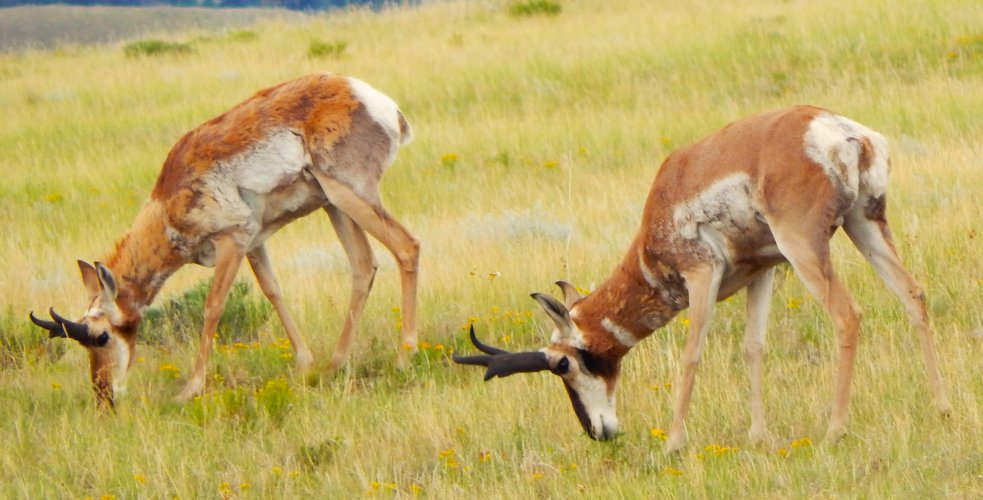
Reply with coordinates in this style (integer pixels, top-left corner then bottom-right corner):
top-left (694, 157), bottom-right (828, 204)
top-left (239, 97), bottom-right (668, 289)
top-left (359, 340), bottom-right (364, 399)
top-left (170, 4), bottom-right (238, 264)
top-left (30, 308), bottom-right (109, 347)
top-left (452, 326), bottom-right (550, 380)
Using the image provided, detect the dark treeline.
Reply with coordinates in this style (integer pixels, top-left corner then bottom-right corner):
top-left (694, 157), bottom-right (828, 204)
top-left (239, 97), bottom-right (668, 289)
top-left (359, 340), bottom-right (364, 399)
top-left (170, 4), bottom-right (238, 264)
top-left (0, 0), bottom-right (392, 11)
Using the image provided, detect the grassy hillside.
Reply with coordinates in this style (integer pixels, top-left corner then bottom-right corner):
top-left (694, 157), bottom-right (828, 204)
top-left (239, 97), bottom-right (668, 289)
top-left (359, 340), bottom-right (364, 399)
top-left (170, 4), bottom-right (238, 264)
top-left (1, 0), bottom-right (981, 497)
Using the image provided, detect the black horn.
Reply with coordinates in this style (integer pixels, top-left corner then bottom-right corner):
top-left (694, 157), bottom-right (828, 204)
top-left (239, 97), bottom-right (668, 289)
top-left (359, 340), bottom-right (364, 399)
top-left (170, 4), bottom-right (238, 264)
top-left (48, 308), bottom-right (93, 344)
top-left (452, 326), bottom-right (550, 380)
top-left (466, 325), bottom-right (510, 355)
top-left (29, 311), bottom-right (65, 338)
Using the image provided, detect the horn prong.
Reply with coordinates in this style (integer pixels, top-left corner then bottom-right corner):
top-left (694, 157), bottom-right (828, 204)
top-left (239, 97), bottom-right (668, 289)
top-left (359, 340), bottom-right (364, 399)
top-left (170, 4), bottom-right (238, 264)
top-left (49, 307), bottom-right (91, 343)
top-left (29, 311), bottom-right (65, 338)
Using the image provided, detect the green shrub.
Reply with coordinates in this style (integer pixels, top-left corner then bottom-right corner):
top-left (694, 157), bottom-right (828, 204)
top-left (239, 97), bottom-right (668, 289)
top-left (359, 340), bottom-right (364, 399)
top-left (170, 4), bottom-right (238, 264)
top-left (123, 39), bottom-right (194, 57)
top-left (307, 39), bottom-right (347, 59)
top-left (509, 0), bottom-right (561, 17)
top-left (226, 29), bottom-right (258, 42)
top-left (140, 280), bottom-right (272, 347)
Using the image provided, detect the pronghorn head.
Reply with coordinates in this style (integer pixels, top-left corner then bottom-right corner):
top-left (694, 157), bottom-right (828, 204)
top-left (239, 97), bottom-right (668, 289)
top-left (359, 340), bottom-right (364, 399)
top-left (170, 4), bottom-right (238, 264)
top-left (453, 282), bottom-right (622, 441)
top-left (30, 261), bottom-right (136, 408)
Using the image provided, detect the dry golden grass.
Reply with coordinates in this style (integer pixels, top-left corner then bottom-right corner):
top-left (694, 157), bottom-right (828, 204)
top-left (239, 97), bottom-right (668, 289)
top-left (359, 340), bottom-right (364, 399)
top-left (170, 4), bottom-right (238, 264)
top-left (1, 0), bottom-right (981, 497)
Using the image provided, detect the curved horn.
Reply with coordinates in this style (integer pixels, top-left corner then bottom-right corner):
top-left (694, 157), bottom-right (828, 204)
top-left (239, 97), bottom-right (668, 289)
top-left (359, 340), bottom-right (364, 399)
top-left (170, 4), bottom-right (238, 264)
top-left (48, 308), bottom-right (91, 343)
top-left (452, 326), bottom-right (550, 380)
top-left (30, 311), bottom-right (66, 338)
top-left (466, 325), bottom-right (510, 355)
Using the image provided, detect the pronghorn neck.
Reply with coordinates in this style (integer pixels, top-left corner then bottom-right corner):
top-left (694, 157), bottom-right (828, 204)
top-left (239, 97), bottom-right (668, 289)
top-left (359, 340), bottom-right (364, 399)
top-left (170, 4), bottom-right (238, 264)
top-left (573, 240), bottom-right (685, 356)
top-left (103, 200), bottom-right (187, 323)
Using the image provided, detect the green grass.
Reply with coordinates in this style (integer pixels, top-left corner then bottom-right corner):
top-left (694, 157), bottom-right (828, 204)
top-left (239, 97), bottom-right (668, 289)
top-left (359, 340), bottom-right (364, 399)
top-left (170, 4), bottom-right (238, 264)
top-left (1, 0), bottom-right (982, 497)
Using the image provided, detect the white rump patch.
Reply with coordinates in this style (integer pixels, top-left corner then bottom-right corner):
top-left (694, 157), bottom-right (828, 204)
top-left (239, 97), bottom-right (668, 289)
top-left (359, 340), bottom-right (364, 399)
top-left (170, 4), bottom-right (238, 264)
top-left (804, 113), bottom-right (889, 199)
top-left (346, 77), bottom-right (404, 143)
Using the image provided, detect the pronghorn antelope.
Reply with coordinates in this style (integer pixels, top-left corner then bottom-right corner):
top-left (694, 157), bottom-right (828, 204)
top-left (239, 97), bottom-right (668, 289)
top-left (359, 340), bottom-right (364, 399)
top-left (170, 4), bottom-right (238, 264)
top-left (30, 73), bottom-right (419, 406)
top-left (454, 105), bottom-right (951, 451)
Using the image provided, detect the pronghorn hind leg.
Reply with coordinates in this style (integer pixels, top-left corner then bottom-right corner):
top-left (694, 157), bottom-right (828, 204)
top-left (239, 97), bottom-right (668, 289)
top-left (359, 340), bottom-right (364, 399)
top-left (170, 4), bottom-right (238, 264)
top-left (311, 172), bottom-right (420, 368)
top-left (666, 260), bottom-right (725, 453)
top-left (771, 226), bottom-right (861, 443)
top-left (843, 204), bottom-right (951, 415)
top-left (324, 205), bottom-right (378, 372)
top-left (744, 267), bottom-right (776, 445)
top-left (247, 244), bottom-right (314, 374)
top-left (175, 233), bottom-right (247, 402)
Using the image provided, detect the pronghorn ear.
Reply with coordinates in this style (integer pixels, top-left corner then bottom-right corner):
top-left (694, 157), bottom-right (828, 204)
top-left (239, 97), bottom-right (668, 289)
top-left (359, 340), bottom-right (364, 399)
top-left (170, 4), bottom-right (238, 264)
top-left (531, 292), bottom-right (572, 336)
top-left (78, 260), bottom-right (101, 300)
top-left (555, 281), bottom-right (583, 309)
top-left (94, 262), bottom-right (118, 302)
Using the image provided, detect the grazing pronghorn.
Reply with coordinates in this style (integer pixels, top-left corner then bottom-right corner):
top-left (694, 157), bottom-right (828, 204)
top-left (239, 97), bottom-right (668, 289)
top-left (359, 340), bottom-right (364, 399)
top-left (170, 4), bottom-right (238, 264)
top-left (30, 73), bottom-right (419, 406)
top-left (454, 105), bottom-right (951, 451)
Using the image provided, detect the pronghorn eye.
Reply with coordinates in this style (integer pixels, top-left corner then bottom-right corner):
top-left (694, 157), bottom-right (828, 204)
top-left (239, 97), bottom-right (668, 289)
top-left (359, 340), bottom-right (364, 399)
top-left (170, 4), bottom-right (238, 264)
top-left (95, 332), bottom-right (110, 347)
top-left (554, 357), bottom-right (569, 375)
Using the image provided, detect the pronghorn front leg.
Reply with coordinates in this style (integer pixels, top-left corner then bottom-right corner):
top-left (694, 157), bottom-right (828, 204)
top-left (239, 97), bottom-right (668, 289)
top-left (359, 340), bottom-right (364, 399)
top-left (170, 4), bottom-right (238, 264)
top-left (247, 244), bottom-right (314, 374)
top-left (175, 233), bottom-right (246, 402)
top-left (744, 268), bottom-right (775, 444)
top-left (666, 259), bottom-right (725, 453)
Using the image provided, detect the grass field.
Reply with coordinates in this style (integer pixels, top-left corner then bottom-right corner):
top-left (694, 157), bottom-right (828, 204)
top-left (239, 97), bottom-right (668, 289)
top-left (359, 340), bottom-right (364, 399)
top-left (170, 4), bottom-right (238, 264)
top-left (1, 0), bottom-right (982, 497)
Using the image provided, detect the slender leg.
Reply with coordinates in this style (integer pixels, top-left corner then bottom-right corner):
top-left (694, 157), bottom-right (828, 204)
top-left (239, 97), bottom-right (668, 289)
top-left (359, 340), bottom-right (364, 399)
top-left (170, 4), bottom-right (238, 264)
top-left (772, 228), bottom-right (861, 442)
top-left (843, 206), bottom-right (951, 415)
top-left (324, 205), bottom-right (378, 371)
top-left (247, 244), bottom-right (314, 374)
top-left (666, 261), bottom-right (725, 453)
top-left (175, 233), bottom-right (246, 402)
top-left (744, 267), bottom-right (775, 444)
top-left (311, 172), bottom-right (420, 368)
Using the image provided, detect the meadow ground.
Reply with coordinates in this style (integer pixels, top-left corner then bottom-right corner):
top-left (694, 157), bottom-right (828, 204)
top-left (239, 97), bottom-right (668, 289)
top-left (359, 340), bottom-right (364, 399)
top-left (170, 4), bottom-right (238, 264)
top-left (0, 0), bottom-right (981, 497)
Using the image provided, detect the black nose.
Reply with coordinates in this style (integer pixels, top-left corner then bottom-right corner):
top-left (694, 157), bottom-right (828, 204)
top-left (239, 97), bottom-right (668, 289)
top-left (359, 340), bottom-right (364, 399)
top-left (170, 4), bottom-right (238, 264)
top-left (584, 421), bottom-right (618, 441)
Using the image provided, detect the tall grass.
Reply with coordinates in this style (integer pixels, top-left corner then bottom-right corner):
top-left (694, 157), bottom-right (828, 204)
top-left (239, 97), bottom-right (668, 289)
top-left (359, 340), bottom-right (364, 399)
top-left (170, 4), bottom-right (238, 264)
top-left (1, 0), bottom-right (981, 497)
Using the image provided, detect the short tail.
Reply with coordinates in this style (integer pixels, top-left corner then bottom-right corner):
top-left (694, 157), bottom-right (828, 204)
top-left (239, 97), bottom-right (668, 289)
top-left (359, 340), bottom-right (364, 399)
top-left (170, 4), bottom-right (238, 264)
top-left (397, 110), bottom-right (414, 146)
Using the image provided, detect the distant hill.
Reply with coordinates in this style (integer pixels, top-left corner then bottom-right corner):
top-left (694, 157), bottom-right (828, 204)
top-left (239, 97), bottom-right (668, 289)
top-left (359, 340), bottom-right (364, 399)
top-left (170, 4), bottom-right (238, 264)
top-left (0, 5), bottom-right (314, 50)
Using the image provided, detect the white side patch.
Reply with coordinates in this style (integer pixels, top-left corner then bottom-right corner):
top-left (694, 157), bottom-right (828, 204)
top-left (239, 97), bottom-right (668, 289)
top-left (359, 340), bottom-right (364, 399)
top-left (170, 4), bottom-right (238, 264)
top-left (602, 317), bottom-right (637, 348)
top-left (672, 173), bottom-right (755, 240)
top-left (231, 128), bottom-right (309, 194)
top-left (346, 77), bottom-right (402, 141)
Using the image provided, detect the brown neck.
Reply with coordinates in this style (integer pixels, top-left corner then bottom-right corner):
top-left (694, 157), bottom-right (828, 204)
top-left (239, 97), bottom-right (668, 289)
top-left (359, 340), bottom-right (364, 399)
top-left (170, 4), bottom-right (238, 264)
top-left (574, 240), bottom-right (685, 358)
top-left (103, 200), bottom-right (186, 327)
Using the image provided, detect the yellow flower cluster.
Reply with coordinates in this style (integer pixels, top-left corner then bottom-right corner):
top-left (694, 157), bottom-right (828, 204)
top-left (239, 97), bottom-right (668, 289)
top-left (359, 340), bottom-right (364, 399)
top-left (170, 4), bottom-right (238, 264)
top-left (438, 448), bottom-right (459, 469)
top-left (649, 427), bottom-right (668, 441)
top-left (158, 363), bottom-right (180, 379)
top-left (777, 436), bottom-right (813, 457)
top-left (697, 443), bottom-right (739, 460)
